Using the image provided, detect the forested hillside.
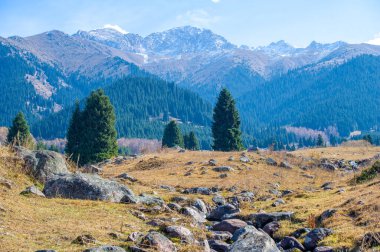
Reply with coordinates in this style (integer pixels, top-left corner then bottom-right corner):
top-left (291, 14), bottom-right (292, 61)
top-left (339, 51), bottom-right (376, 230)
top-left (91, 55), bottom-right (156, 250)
top-left (239, 55), bottom-right (380, 138)
top-left (31, 77), bottom-right (213, 148)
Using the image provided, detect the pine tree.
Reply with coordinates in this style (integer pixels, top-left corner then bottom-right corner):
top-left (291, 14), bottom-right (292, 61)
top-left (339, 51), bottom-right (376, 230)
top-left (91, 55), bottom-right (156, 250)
top-left (162, 120), bottom-right (184, 148)
top-left (317, 134), bottom-right (324, 147)
top-left (212, 88), bottom-right (243, 151)
top-left (77, 89), bottom-right (118, 165)
top-left (65, 101), bottom-right (82, 163)
top-left (7, 112), bottom-right (33, 148)
top-left (187, 131), bottom-right (200, 150)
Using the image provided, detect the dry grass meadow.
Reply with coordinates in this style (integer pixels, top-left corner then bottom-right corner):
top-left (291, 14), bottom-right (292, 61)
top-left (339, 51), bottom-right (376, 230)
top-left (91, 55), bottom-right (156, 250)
top-left (0, 143), bottom-right (379, 251)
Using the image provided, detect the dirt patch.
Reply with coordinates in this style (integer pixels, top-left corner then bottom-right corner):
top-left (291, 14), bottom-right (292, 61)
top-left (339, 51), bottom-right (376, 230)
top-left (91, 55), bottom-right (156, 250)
top-left (133, 157), bottom-right (166, 171)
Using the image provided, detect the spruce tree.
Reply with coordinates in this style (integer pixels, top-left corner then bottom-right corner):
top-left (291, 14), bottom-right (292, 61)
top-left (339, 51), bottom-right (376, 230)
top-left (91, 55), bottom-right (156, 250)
top-left (77, 89), bottom-right (118, 165)
top-left (65, 101), bottom-right (82, 163)
top-left (187, 131), bottom-right (200, 150)
top-left (316, 134), bottom-right (324, 146)
top-left (162, 120), bottom-right (184, 148)
top-left (7, 112), bottom-right (33, 147)
top-left (212, 88), bottom-right (243, 151)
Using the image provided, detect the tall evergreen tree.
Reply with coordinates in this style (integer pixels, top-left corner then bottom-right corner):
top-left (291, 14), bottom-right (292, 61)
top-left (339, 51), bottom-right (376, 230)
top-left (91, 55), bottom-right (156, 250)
top-left (65, 101), bottom-right (82, 162)
top-left (7, 112), bottom-right (33, 148)
top-left (187, 131), bottom-right (200, 150)
top-left (316, 134), bottom-right (324, 147)
top-left (162, 120), bottom-right (184, 148)
top-left (76, 89), bottom-right (118, 165)
top-left (212, 88), bottom-right (243, 151)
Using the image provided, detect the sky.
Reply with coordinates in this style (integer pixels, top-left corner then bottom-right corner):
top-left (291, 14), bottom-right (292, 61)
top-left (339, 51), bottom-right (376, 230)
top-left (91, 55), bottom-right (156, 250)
top-left (1, 0), bottom-right (380, 47)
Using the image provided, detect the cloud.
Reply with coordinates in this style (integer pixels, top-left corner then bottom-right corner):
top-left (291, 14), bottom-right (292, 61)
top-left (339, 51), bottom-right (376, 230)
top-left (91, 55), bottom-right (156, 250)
top-left (211, 0), bottom-right (220, 3)
top-left (103, 24), bottom-right (128, 34)
top-left (366, 33), bottom-right (380, 45)
top-left (176, 9), bottom-right (219, 28)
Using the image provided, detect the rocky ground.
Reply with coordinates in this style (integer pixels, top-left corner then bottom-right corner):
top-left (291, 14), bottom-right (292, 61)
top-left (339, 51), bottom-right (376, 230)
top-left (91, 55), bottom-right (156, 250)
top-left (0, 144), bottom-right (379, 251)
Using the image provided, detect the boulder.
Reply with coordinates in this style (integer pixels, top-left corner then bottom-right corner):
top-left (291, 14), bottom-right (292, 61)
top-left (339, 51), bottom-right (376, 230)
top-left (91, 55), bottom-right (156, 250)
top-left (212, 219), bottom-right (247, 234)
top-left (165, 226), bottom-right (195, 244)
top-left (291, 228), bottom-right (311, 238)
top-left (219, 173), bottom-right (228, 178)
top-left (43, 173), bottom-right (138, 203)
top-left (213, 166), bottom-right (234, 172)
top-left (127, 232), bottom-right (144, 242)
top-left (81, 165), bottom-right (103, 174)
top-left (115, 173), bottom-right (137, 182)
top-left (72, 234), bottom-right (97, 245)
top-left (304, 228), bottom-right (333, 250)
top-left (207, 204), bottom-right (240, 221)
top-left (139, 231), bottom-right (177, 252)
top-left (272, 199), bottom-right (285, 207)
top-left (160, 185), bottom-right (176, 192)
top-left (231, 225), bottom-right (257, 242)
top-left (279, 236), bottom-right (305, 251)
top-left (240, 156), bottom-right (250, 163)
top-left (321, 182), bottom-right (334, 190)
top-left (213, 195), bottom-right (226, 206)
top-left (249, 212), bottom-right (294, 228)
top-left (279, 161), bottom-right (293, 169)
top-left (183, 187), bottom-right (212, 195)
top-left (262, 221), bottom-right (280, 237)
top-left (208, 240), bottom-right (229, 252)
top-left (167, 203), bottom-right (181, 211)
top-left (171, 196), bottom-right (188, 203)
top-left (20, 186), bottom-right (45, 197)
top-left (83, 246), bottom-right (126, 252)
top-left (15, 147), bottom-right (70, 183)
top-left (208, 231), bottom-right (233, 241)
top-left (192, 198), bottom-right (208, 214)
top-left (229, 226), bottom-right (280, 252)
top-left (209, 159), bottom-right (217, 166)
top-left (266, 158), bottom-right (277, 166)
top-left (317, 209), bottom-right (337, 224)
top-left (138, 193), bottom-right (165, 206)
top-left (180, 207), bottom-right (206, 223)
top-left (0, 177), bottom-right (13, 189)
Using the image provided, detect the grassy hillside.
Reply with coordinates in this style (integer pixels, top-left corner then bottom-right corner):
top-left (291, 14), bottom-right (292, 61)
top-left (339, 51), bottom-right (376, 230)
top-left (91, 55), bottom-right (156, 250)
top-left (0, 144), bottom-right (379, 251)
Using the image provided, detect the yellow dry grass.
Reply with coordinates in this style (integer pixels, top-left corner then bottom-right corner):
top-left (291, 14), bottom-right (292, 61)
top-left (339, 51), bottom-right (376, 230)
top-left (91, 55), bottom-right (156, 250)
top-left (0, 145), bottom-right (379, 251)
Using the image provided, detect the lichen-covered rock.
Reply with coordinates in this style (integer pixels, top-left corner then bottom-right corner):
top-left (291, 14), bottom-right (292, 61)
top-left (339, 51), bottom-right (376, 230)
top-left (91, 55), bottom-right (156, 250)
top-left (43, 173), bottom-right (138, 203)
top-left (207, 204), bottom-right (240, 221)
top-left (212, 219), bottom-right (247, 234)
top-left (229, 227), bottom-right (280, 252)
top-left (165, 226), bottom-right (195, 244)
top-left (279, 236), bottom-right (305, 251)
top-left (139, 231), bottom-right (177, 252)
top-left (213, 166), bottom-right (234, 172)
top-left (249, 212), bottom-right (294, 228)
top-left (304, 228), bottom-right (333, 250)
top-left (180, 207), bottom-right (206, 223)
top-left (20, 186), bottom-right (45, 197)
top-left (83, 246), bottom-right (126, 252)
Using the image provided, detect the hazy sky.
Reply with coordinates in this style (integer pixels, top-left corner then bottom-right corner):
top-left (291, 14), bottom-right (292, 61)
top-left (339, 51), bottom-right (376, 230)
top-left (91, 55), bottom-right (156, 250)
top-left (1, 0), bottom-right (380, 47)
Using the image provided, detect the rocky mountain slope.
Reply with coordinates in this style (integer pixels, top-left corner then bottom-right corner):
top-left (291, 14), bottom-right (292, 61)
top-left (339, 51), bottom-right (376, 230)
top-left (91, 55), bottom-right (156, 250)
top-left (0, 144), bottom-right (379, 251)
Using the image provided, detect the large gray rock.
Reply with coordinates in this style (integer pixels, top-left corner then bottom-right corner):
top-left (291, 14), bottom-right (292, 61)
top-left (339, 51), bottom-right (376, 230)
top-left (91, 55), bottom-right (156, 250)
top-left (180, 207), bottom-right (206, 223)
top-left (43, 173), bottom-right (138, 203)
top-left (279, 236), bottom-right (305, 251)
top-left (208, 239), bottom-right (230, 252)
top-left (248, 212), bottom-right (294, 228)
top-left (304, 228), bottom-right (333, 250)
top-left (83, 246), bottom-right (126, 252)
top-left (165, 226), bottom-right (195, 244)
top-left (139, 231), bottom-right (177, 252)
top-left (192, 198), bottom-right (208, 214)
top-left (262, 221), bottom-right (280, 237)
top-left (207, 204), bottom-right (240, 221)
top-left (229, 227), bottom-right (280, 252)
top-left (212, 219), bottom-right (247, 234)
top-left (138, 193), bottom-right (165, 206)
top-left (15, 147), bottom-right (70, 183)
top-left (213, 166), bottom-right (234, 172)
top-left (231, 225), bottom-right (258, 242)
top-left (20, 186), bottom-right (45, 197)
top-left (183, 187), bottom-right (212, 195)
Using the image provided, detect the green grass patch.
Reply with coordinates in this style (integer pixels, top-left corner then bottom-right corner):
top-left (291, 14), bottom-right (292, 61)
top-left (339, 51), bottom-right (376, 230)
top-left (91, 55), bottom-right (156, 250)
top-left (355, 161), bottom-right (380, 183)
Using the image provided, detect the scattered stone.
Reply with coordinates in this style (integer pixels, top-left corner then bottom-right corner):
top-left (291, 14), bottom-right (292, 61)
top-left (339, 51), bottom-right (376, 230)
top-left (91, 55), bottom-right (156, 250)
top-left (160, 185), bottom-right (175, 192)
top-left (266, 158), bottom-right (277, 166)
top-left (231, 225), bottom-right (257, 242)
top-left (229, 226), bottom-right (280, 252)
top-left (72, 234), bottom-right (96, 245)
top-left (360, 232), bottom-right (380, 249)
top-left (131, 210), bottom-right (147, 221)
top-left (192, 198), bottom-right (208, 214)
top-left (127, 232), bottom-right (144, 242)
top-left (20, 186), bottom-right (45, 197)
top-left (212, 219), bottom-right (247, 234)
top-left (184, 171), bottom-right (192, 176)
top-left (320, 162), bottom-right (337, 171)
top-left (279, 236), bottom-right (305, 251)
top-left (139, 231), bottom-right (177, 252)
top-left (115, 173), bottom-right (137, 182)
top-left (272, 199), bottom-right (285, 207)
top-left (269, 189), bottom-right (281, 196)
top-left (171, 196), bottom-right (188, 203)
top-left (235, 191), bottom-right (255, 202)
top-left (108, 232), bottom-right (121, 239)
top-left (209, 159), bottom-right (217, 166)
top-left (228, 156), bottom-right (235, 161)
top-left (43, 173), bottom-right (138, 203)
top-left (208, 231), bottom-right (233, 241)
top-left (317, 209), bottom-right (337, 224)
top-left (281, 189), bottom-right (293, 196)
top-left (147, 219), bottom-right (165, 227)
top-left (219, 173), bottom-right (228, 178)
top-left (207, 204), bottom-right (240, 221)
top-left (240, 156), bottom-right (250, 163)
top-left (212, 195), bottom-right (226, 206)
top-left (302, 174), bottom-right (315, 179)
top-left (304, 228), bottom-right (333, 250)
top-left (0, 177), bottom-right (13, 189)
top-left (183, 187), bottom-right (212, 195)
top-left (249, 212), bottom-right (294, 228)
top-left (314, 246), bottom-right (334, 252)
top-left (185, 161), bottom-right (194, 165)
top-left (208, 240), bottom-right (230, 252)
top-left (167, 203), bottom-right (182, 211)
top-left (15, 147), bottom-right (70, 183)
top-left (291, 228), bottom-right (311, 238)
top-left (213, 166), bottom-right (234, 172)
top-left (279, 161), bottom-right (293, 169)
top-left (321, 182), bottom-right (334, 190)
top-left (180, 207), bottom-right (206, 223)
top-left (138, 193), bottom-right (165, 206)
top-left (165, 226), bottom-right (195, 244)
top-left (83, 246), bottom-right (126, 252)
top-left (35, 250), bottom-right (56, 252)
top-left (262, 221), bottom-right (280, 237)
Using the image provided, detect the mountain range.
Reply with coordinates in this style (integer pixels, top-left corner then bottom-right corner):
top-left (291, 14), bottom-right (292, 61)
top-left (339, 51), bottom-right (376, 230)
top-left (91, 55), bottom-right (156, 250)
top-left (1, 25), bottom-right (380, 146)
